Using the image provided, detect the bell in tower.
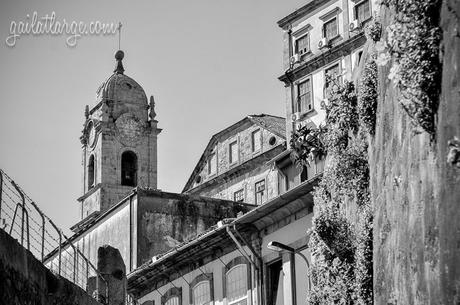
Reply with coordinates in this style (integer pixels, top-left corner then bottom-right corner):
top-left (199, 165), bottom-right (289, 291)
top-left (78, 51), bottom-right (162, 219)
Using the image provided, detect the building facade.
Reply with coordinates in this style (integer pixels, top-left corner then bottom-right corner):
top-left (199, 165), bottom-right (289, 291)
top-left (183, 115), bottom-right (286, 205)
top-left (126, 1), bottom-right (379, 305)
top-left (278, 0), bottom-right (376, 138)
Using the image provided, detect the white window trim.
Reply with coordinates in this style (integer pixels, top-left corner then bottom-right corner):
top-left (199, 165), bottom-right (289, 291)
top-left (295, 76), bottom-right (314, 114)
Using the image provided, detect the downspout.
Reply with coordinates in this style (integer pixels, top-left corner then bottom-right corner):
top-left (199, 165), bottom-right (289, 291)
top-left (226, 225), bottom-right (263, 305)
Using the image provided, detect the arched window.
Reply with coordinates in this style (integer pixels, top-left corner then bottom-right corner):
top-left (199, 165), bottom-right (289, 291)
top-left (224, 257), bottom-right (249, 305)
top-left (88, 154), bottom-right (95, 189)
top-left (190, 273), bottom-right (213, 305)
top-left (121, 151), bottom-right (137, 186)
top-left (162, 287), bottom-right (182, 305)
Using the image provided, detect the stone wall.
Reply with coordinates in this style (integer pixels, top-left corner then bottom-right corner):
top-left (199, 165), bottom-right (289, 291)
top-left (0, 229), bottom-right (102, 305)
top-left (370, 2), bottom-right (460, 304)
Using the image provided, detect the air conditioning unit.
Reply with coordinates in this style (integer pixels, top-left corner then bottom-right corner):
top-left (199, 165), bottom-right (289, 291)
top-left (290, 53), bottom-right (301, 64)
top-left (318, 37), bottom-right (329, 49)
top-left (349, 19), bottom-right (361, 32)
top-left (291, 112), bottom-right (301, 122)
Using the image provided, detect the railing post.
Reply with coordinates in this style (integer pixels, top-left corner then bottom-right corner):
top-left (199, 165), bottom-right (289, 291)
top-left (0, 170), bottom-right (3, 221)
top-left (11, 180), bottom-right (28, 249)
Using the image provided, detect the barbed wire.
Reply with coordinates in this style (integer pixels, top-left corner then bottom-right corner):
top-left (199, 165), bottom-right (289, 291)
top-left (0, 168), bottom-right (108, 302)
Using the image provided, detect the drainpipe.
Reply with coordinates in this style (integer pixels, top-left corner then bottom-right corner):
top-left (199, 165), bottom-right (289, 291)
top-left (226, 225), bottom-right (263, 305)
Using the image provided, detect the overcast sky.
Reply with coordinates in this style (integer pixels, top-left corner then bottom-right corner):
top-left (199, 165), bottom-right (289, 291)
top-left (0, 0), bottom-right (304, 232)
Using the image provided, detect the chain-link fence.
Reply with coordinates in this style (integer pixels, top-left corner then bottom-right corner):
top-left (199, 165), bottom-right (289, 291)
top-left (0, 168), bottom-right (107, 302)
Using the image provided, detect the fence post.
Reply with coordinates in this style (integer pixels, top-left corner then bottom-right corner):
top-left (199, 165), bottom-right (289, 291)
top-left (0, 170), bottom-right (3, 221)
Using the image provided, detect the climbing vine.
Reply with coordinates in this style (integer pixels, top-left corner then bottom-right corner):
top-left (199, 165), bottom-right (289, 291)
top-left (377, 0), bottom-right (442, 136)
top-left (358, 58), bottom-right (378, 135)
top-left (291, 73), bottom-right (373, 304)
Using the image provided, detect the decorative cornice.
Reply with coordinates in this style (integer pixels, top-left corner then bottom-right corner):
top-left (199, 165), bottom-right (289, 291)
top-left (318, 6), bottom-right (342, 21)
top-left (277, 0), bottom-right (338, 29)
top-left (279, 33), bottom-right (366, 86)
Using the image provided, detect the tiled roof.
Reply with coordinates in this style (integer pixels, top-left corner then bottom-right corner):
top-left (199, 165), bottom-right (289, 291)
top-left (248, 114), bottom-right (286, 138)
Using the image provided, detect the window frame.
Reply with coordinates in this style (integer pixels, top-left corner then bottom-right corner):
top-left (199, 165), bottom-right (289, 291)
top-left (234, 189), bottom-right (245, 202)
top-left (353, 0), bottom-right (372, 24)
top-left (223, 256), bottom-right (251, 305)
top-left (207, 153), bottom-right (217, 176)
top-left (251, 129), bottom-right (262, 153)
top-left (322, 17), bottom-right (339, 40)
top-left (294, 33), bottom-right (310, 57)
top-left (229, 140), bottom-right (239, 165)
top-left (296, 77), bottom-right (314, 114)
top-left (323, 61), bottom-right (342, 99)
top-left (255, 179), bottom-right (266, 205)
top-left (161, 287), bottom-right (182, 305)
top-left (190, 273), bottom-right (214, 305)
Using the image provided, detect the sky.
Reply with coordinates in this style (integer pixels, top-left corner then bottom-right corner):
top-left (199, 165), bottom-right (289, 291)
top-left (0, 0), bottom-right (305, 233)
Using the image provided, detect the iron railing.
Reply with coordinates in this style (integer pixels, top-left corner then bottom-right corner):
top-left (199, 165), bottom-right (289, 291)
top-left (0, 168), bottom-right (108, 302)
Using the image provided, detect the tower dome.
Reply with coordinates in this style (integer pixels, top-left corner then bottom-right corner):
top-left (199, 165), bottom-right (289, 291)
top-left (95, 50), bottom-right (148, 106)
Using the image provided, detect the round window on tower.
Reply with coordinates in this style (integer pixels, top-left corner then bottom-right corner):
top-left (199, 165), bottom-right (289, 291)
top-left (195, 175), bottom-right (202, 184)
top-left (269, 136), bottom-right (277, 146)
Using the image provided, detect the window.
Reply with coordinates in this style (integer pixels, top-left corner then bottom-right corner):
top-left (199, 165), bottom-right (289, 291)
top-left (121, 151), bottom-right (138, 186)
top-left (255, 180), bottom-right (265, 205)
top-left (165, 298), bottom-right (179, 305)
top-left (324, 63), bottom-right (342, 99)
top-left (251, 129), bottom-right (261, 152)
top-left (192, 281), bottom-right (211, 305)
top-left (355, 0), bottom-right (371, 23)
top-left (234, 189), bottom-right (244, 202)
top-left (88, 154), bottom-right (95, 189)
top-left (190, 274), bottom-right (214, 305)
top-left (226, 264), bottom-right (248, 305)
top-left (162, 287), bottom-right (182, 305)
top-left (297, 79), bottom-right (313, 113)
top-left (208, 153), bottom-right (217, 175)
top-left (323, 18), bottom-right (338, 39)
top-left (295, 34), bottom-right (310, 56)
top-left (229, 141), bottom-right (238, 164)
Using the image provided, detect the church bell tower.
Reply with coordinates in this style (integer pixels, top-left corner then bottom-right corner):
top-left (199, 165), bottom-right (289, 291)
top-left (78, 50), bottom-right (161, 219)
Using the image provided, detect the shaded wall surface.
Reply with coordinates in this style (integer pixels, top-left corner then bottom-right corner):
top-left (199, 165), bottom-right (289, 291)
top-left (136, 189), bottom-right (254, 265)
top-left (0, 229), bottom-right (101, 305)
top-left (371, 2), bottom-right (460, 304)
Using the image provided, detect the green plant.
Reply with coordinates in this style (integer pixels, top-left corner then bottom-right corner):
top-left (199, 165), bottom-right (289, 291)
top-left (358, 58), bottom-right (378, 135)
top-left (306, 77), bottom-right (373, 304)
top-left (365, 17), bottom-right (382, 42)
top-left (380, 0), bottom-right (442, 136)
top-left (290, 125), bottom-right (327, 168)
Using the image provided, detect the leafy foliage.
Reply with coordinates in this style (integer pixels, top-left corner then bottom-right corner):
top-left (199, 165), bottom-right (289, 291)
top-left (365, 17), bottom-right (382, 42)
top-left (353, 204), bottom-right (373, 305)
top-left (302, 76), bottom-right (373, 304)
top-left (358, 59), bottom-right (378, 135)
top-left (378, 0), bottom-right (442, 136)
top-left (290, 125), bottom-right (327, 168)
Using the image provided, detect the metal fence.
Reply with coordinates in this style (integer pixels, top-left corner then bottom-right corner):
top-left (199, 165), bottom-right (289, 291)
top-left (0, 168), bottom-right (107, 302)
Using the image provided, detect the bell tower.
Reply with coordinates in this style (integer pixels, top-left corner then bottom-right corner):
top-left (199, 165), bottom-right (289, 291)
top-left (78, 50), bottom-right (161, 219)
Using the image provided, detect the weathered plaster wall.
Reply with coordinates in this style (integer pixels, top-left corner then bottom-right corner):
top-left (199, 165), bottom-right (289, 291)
top-left (136, 190), bottom-right (254, 265)
top-left (371, 2), bottom-right (460, 304)
top-left (190, 121), bottom-right (284, 192)
top-left (0, 229), bottom-right (101, 305)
